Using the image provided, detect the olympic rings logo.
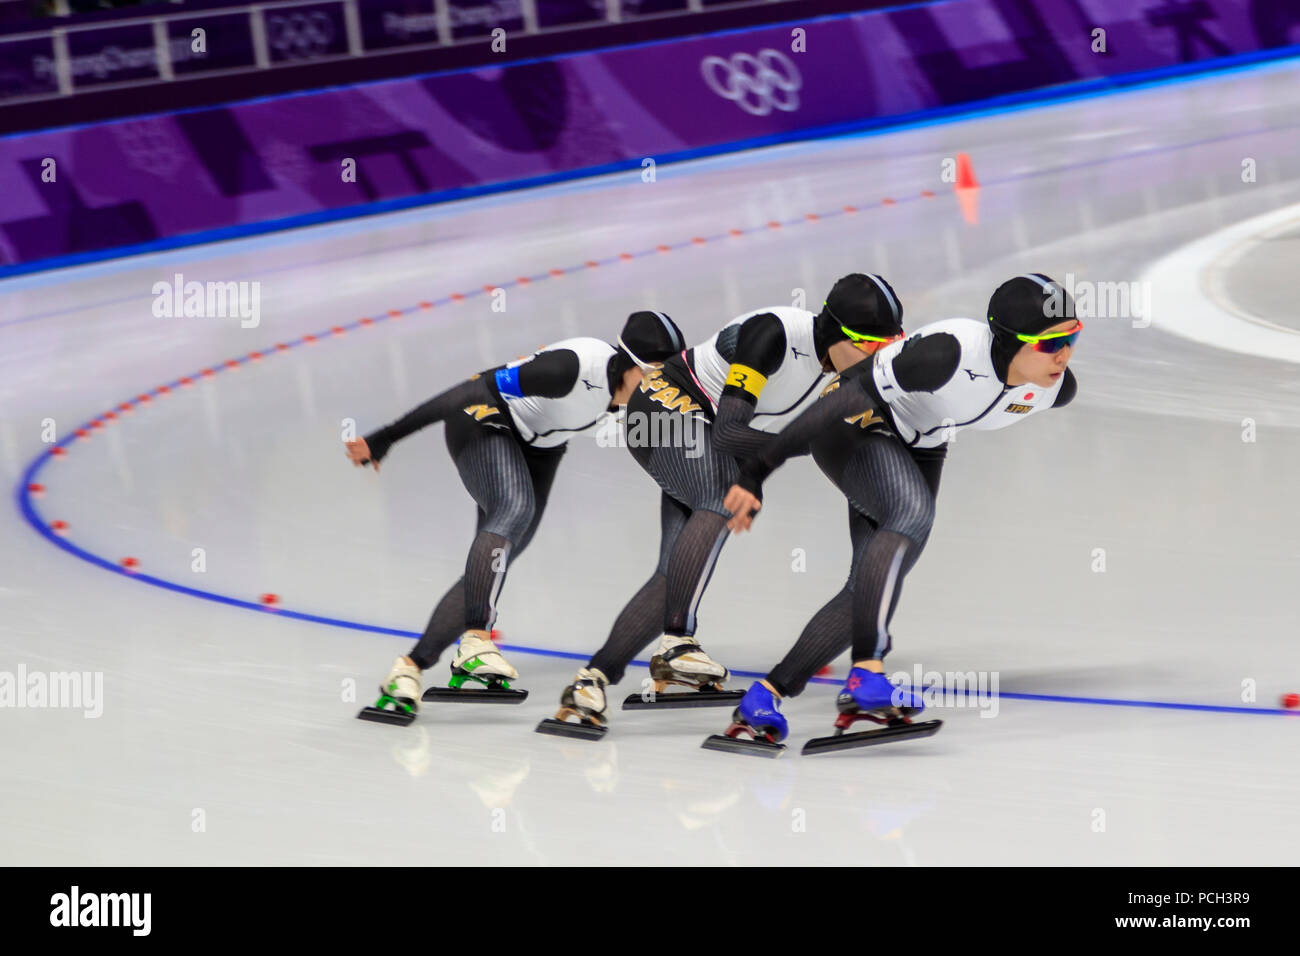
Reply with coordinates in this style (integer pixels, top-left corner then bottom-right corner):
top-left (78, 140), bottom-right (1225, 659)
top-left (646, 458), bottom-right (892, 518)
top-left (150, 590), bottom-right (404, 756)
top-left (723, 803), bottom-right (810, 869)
top-left (265, 12), bottom-right (337, 60)
top-left (699, 50), bottom-right (802, 117)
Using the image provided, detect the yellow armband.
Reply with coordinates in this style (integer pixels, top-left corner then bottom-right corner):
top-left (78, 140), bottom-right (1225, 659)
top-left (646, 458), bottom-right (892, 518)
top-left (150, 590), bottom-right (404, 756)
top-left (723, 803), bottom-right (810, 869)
top-left (724, 364), bottom-right (767, 398)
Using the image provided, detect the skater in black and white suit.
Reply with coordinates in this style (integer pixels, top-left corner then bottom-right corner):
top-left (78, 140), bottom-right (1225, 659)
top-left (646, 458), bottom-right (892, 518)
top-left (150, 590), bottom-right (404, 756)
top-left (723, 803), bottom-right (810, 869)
top-left (346, 311), bottom-right (685, 717)
top-left (719, 275), bottom-right (1081, 739)
top-left (547, 274), bottom-right (907, 733)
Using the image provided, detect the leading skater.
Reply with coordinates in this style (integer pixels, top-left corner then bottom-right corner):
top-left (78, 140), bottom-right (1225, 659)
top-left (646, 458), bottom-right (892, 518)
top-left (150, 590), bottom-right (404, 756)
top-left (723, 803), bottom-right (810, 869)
top-left (347, 311), bottom-right (686, 723)
top-left (541, 274), bottom-right (906, 737)
top-left (709, 274), bottom-right (1081, 754)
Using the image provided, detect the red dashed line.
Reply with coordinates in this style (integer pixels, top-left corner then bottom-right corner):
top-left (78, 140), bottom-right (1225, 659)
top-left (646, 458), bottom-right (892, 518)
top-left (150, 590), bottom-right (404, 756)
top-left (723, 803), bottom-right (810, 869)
top-left (25, 186), bottom-right (940, 608)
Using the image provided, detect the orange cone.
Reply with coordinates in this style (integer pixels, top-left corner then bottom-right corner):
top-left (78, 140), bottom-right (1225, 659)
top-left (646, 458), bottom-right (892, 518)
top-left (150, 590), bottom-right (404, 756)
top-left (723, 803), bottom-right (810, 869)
top-left (955, 152), bottom-right (978, 189)
top-left (954, 152), bottom-right (980, 226)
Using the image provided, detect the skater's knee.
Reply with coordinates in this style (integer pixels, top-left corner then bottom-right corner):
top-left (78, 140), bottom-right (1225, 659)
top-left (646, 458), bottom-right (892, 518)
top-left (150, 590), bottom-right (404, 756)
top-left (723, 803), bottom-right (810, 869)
top-left (880, 495), bottom-right (934, 543)
top-left (483, 499), bottom-right (536, 545)
top-left (692, 500), bottom-right (731, 522)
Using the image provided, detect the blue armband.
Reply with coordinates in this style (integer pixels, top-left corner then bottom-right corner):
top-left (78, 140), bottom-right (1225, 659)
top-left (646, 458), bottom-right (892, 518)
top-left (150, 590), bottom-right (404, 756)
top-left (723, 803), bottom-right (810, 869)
top-left (495, 366), bottom-right (524, 399)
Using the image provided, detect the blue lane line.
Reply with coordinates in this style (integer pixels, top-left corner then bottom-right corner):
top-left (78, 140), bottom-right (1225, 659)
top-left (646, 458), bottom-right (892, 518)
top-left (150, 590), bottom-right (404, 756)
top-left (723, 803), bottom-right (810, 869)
top-left (2, 42), bottom-right (1298, 281)
top-left (14, 431), bottom-right (1299, 719)
top-left (10, 142), bottom-right (1299, 723)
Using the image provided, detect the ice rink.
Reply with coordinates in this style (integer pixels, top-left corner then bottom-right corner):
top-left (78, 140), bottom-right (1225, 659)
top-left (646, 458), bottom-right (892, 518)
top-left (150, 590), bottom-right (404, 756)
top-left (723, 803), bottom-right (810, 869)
top-left (3, 57), bottom-right (1299, 866)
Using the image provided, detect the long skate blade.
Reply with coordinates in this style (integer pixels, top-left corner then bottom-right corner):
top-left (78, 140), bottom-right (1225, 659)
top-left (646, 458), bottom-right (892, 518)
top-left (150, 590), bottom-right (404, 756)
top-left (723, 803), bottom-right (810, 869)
top-left (421, 687), bottom-right (528, 704)
top-left (700, 734), bottom-right (785, 758)
top-left (801, 719), bottom-right (942, 755)
top-left (534, 718), bottom-right (607, 740)
top-left (622, 689), bottom-right (744, 710)
top-left (356, 706), bottom-right (416, 726)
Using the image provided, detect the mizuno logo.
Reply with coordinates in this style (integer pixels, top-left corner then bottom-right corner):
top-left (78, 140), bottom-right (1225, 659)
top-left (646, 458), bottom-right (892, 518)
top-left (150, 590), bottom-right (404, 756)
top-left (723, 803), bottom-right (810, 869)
top-left (965, 369), bottom-right (989, 381)
top-left (582, 378), bottom-right (599, 391)
top-left (792, 346), bottom-right (808, 359)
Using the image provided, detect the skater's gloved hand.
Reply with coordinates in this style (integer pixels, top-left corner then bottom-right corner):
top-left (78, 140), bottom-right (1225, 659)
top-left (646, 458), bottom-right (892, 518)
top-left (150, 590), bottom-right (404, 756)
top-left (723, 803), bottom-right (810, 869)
top-left (345, 437), bottom-right (383, 472)
top-left (724, 484), bottom-right (762, 533)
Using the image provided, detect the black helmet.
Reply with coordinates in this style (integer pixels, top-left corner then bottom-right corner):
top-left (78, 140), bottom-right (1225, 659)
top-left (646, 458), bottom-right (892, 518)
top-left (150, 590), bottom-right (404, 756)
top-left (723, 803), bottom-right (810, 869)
top-left (822, 273), bottom-right (903, 340)
top-left (617, 310), bottom-right (685, 368)
top-left (987, 274), bottom-right (1075, 378)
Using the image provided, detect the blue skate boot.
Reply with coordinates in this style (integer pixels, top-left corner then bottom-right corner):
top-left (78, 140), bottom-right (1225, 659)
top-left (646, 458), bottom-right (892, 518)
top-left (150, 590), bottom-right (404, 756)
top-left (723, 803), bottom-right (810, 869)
top-left (837, 667), bottom-right (924, 717)
top-left (701, 681), bottom-right (788, 758)
top-left (802, 667), bottom-right (943, 756)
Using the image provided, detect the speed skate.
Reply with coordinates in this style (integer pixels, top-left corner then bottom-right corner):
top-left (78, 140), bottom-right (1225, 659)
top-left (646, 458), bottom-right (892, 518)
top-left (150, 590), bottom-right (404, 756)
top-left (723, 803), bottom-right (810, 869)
top-left (803, 669), bottom-right (941, 754)
top-left (622, 635), bottom-right (741, 709)
top-left (801, 712), bottom-right (943, 755)
top-left (621, 680), bottom-right (743, 710)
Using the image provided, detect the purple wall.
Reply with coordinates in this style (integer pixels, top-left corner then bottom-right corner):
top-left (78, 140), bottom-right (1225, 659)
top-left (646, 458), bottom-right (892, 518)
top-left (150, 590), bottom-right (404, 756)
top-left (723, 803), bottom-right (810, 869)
top-left (2, 0), bottom-right (1298, 271)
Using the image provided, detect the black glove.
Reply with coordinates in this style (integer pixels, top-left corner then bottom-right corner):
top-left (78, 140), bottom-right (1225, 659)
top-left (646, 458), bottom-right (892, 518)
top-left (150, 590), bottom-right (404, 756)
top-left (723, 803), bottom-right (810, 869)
top-left (361, 430), bottom-right (394, 466)
top-left (734, 458), bottom-right (769, 503)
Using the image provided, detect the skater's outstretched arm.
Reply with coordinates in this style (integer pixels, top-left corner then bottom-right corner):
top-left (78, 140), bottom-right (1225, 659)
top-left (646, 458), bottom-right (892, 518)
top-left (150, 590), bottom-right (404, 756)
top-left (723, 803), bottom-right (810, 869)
top-left (724, 332), bottom-right (960, 531)
top-left (724, 370), bottom-right (876, 520)
top-left (350, 350), bottom-right (581, 468)
top-left (710, 313), bottom-right (788, 459)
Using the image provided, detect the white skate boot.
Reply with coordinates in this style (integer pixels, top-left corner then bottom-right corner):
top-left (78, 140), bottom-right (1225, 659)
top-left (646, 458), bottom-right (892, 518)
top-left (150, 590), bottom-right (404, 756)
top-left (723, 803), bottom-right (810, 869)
top-left (649, 634), bottom-right (730, 693)
top-left (356, 656), bottom-right (422, 725)
top-left (560, 668), bottom-right (610, 725)
top-left (448, 629), bottom-right (520, 691)
top-left (535, 667), bottom-right (611, 739)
